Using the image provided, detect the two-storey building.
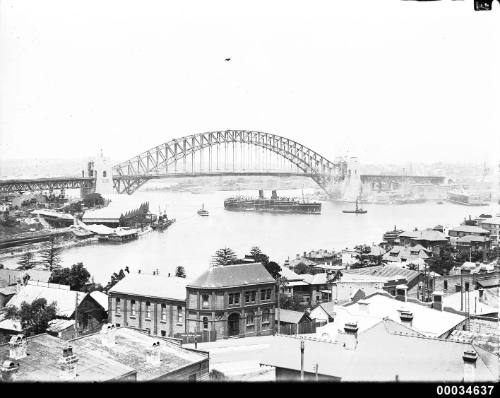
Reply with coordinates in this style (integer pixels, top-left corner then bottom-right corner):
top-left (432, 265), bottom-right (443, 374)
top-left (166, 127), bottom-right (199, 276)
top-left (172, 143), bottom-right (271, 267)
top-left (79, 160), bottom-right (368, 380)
top-left (185, 263), bottom-right (277, 340)
top-left (108, 273), bottom-right (189, 338)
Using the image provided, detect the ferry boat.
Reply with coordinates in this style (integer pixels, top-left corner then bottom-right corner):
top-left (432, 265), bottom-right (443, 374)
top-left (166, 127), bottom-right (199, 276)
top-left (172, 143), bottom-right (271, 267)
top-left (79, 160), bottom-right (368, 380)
top-left (197, 204), bottom-right (209, 216)
top-left (224, 190), bottom-right (321, 214)
top-left (342, 198), bottom-right (367, 214)
top-left (446, 191), bottom-right (488, 206)
top-left (98, 228), bottom-right (139, 243)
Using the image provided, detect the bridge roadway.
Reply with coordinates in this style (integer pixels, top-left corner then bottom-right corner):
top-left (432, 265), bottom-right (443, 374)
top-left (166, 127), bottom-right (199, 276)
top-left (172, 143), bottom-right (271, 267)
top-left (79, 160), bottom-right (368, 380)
top-left (0, 173), bottom-right (446, 194)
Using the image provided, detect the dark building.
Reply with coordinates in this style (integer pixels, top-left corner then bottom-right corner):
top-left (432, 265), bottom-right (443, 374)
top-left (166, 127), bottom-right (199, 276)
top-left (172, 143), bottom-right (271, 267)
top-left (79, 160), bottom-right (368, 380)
top-left (186, 263), bottom-right (277, 340)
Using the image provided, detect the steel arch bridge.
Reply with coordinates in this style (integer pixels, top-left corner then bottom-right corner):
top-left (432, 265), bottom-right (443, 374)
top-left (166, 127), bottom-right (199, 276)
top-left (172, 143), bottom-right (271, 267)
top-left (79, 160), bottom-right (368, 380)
top-left (112, 130), bottom-right (349, 195)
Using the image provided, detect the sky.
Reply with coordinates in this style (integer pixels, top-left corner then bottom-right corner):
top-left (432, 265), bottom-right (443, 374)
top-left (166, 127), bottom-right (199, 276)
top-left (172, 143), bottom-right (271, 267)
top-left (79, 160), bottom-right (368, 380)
top-left (0, 0), bottom-right (499, 167)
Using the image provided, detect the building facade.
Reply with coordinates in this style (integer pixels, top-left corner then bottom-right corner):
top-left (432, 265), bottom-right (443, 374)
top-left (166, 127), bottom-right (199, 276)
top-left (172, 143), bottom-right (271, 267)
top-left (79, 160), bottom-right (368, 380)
top-left (185, 263), bottom-right (277, 340)
top-left (108, 273), bottom-right (189, 338)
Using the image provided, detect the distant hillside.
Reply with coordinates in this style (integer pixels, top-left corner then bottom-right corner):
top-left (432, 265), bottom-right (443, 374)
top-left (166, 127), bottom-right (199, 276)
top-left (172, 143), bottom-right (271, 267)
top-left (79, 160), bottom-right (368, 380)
top-left (0, 158), bottom-right (90, 179)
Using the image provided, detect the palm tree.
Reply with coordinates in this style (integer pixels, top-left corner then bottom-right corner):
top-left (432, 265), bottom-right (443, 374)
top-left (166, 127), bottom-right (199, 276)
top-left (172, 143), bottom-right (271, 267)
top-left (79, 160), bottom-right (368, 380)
top-left (211, 247), bottom-right (238, 266)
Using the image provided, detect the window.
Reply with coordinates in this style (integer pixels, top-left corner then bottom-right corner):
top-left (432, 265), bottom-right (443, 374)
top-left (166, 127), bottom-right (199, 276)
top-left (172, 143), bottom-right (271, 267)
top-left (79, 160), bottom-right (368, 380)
top-left (245, 291), bottom-right (256, 303)
top-left (202, 295), bottom-right (209, 309)
top-left (146, 302), bottom-right (151, 319)
top-left (177, 306), bottom-right (183, 324)
top-left (130, 300), bottom-right (136, 316)
top-left (465, 282), bottom-right (470, 291)
top-left (103, 171), bottom-right (107, 177)
top-left (161, 304), bottom-right (167, 321)
top-left (161, 330), bottom-right (166, 337)
top-left (116, 323), bottom-right (120, 327)
top-left (443, 280), bottom-right (448, 290)
top-left (261, 289), bottom-right (271, 301)
top-left (229, 293), bottom-right (240, 305)
top-left (116, 298), bottom-right (121, 315)
top-left (202, 316), bottom-right (209, 329)
top-left (262, 309), bottom-right (270, 324)
top-left (246, 311), bottom-right (254, 325)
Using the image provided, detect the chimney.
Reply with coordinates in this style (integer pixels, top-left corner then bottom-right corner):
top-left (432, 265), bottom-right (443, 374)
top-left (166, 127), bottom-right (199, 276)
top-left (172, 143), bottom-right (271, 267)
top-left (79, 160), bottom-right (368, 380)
top-left (9, 335), bottom-right (27, 360)
top-left (463, 350), bottom-right (478, 383)
top-left (342, 322), bottom-right (359, 350)
top-left (357, 299), bottom-right (370, 314)
top-left (100, 323), bottom-right (116, 347)
top-left (432, 291), bottom-right (443, 311)
top-left (1, 360), bottom-right (20, 382)
top-left (395, 285), bottom-right (408, 302)
top-left (58, 346), bottom-right (78, 380)
top-left (146, 341), bottom-right (161, 366)
top-left (399, 310), bottom-right (413, 327)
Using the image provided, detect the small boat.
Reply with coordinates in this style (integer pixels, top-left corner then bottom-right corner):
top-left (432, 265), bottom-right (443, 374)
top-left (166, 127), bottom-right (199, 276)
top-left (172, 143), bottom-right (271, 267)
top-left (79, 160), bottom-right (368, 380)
top-left (197, 204), bottom-right (209, 216)
top-left (342, 198), bottom-right (367, 214)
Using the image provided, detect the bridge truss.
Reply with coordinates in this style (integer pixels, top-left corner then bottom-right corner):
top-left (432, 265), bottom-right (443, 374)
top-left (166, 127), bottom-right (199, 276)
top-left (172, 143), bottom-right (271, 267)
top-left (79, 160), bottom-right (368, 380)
top-left (112, 130), bottom-right (349, 194)
top-left (0, 177), bottom-right (95, 195)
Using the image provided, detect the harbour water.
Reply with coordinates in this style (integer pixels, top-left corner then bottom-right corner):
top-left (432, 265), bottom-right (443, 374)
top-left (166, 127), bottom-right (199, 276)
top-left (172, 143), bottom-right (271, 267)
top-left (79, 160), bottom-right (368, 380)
top-left (2, 188), bottom-right (499, 284)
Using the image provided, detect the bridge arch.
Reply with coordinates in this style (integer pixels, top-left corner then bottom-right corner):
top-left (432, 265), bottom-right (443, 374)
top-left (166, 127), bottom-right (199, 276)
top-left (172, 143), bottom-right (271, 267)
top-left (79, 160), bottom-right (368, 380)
top-left (112, 130), bottom-right (348, 194)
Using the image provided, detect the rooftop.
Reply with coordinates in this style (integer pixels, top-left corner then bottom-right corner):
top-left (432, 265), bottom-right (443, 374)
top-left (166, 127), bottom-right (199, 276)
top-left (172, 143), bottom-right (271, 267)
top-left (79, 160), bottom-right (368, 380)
top-left (341, 291), bottom-right (466, 338)
top-left (71, 327), bottom-right (208, 381)
top-left (0, 269), bottom-right (52, 285)
top-left (456, 235), bottom-right (491, 244)
top-left (278, 309), bottom-right (309, 324)
top-left (344, 265), bottom-right (420, 283)
top-left (0, 333), bottom-right (134, 381)
top-left (260, 320), bottom-right (498, 382)
top-left (109, 273), bottom-right (189, 301)
top-left (278, 266), bottom-right (304, 282)
top-left (7, 281), bottom-right (84, 317)
top-left (188, 263), bottom-right (275, 289)
top-left (449, 225), bottom-right (490, 234)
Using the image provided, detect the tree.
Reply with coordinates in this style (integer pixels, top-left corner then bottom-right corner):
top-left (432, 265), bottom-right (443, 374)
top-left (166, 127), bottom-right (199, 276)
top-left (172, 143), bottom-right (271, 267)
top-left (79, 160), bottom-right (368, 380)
top-left (175, 266), bottom-right (186, 278)
top-left (40, 237), bottom-right (62, 271)
top-left (428, 246), bottom-right (456, 275)
top-left (212, 247), bottom-right (239, 266)
top-left (5, 298), bottom-right (57, 335)
top-left (104, 267), bottom-right (130, 292)
top-left (294, 262), bottom-right (310, 275)
top-left (248, 247), bottom-right (281, 279)
top-left (17, 251), bottom-right (35, 270)
top-left (49, 262), bottom-right (91, 291)
top-left (264, 261), bottom-right (281, 280)
top-left (279, 294), bottom-right (305, 312)
top-left (83, 193), bottom-right (105, 208)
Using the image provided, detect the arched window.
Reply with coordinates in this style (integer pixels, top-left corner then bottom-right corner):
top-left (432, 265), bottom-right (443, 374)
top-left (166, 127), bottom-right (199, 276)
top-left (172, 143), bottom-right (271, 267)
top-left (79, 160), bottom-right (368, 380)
top-left (202, 316), bottom-right (209, 329)
top-left (246, 311), bottom-right (254, 326)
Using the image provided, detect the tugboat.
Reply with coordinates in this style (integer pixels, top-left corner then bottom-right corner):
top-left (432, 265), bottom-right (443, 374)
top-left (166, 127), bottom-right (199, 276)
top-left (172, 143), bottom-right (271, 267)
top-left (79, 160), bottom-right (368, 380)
top-left (342, 198), bottom-right (367, 214)
top-left (197, 204), bottom-right (209, 216)
top-left (224, 190), bottom-right (321, 214)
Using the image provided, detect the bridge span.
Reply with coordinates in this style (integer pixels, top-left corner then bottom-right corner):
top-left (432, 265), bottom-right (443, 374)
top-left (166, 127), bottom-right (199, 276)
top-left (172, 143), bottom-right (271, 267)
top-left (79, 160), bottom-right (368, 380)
top-left (0, 130), bottom-right (446, 198)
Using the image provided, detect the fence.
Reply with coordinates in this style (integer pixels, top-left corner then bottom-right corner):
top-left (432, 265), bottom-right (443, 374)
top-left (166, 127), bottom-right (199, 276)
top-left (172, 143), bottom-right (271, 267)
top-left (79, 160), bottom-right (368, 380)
top-left (279, 321), bottom-right (319, 336)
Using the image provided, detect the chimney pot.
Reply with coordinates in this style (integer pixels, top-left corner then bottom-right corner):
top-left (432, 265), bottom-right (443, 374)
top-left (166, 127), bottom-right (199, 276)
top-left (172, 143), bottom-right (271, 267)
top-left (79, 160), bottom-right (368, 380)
top-left (58, 345), bottom-right (78, 380)
top-left (1, 360), bottom-right (20, 382)
top-left (9, 335), bottom-right (27, 360)
top-left (463, 350), bottom-right (478, 383)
